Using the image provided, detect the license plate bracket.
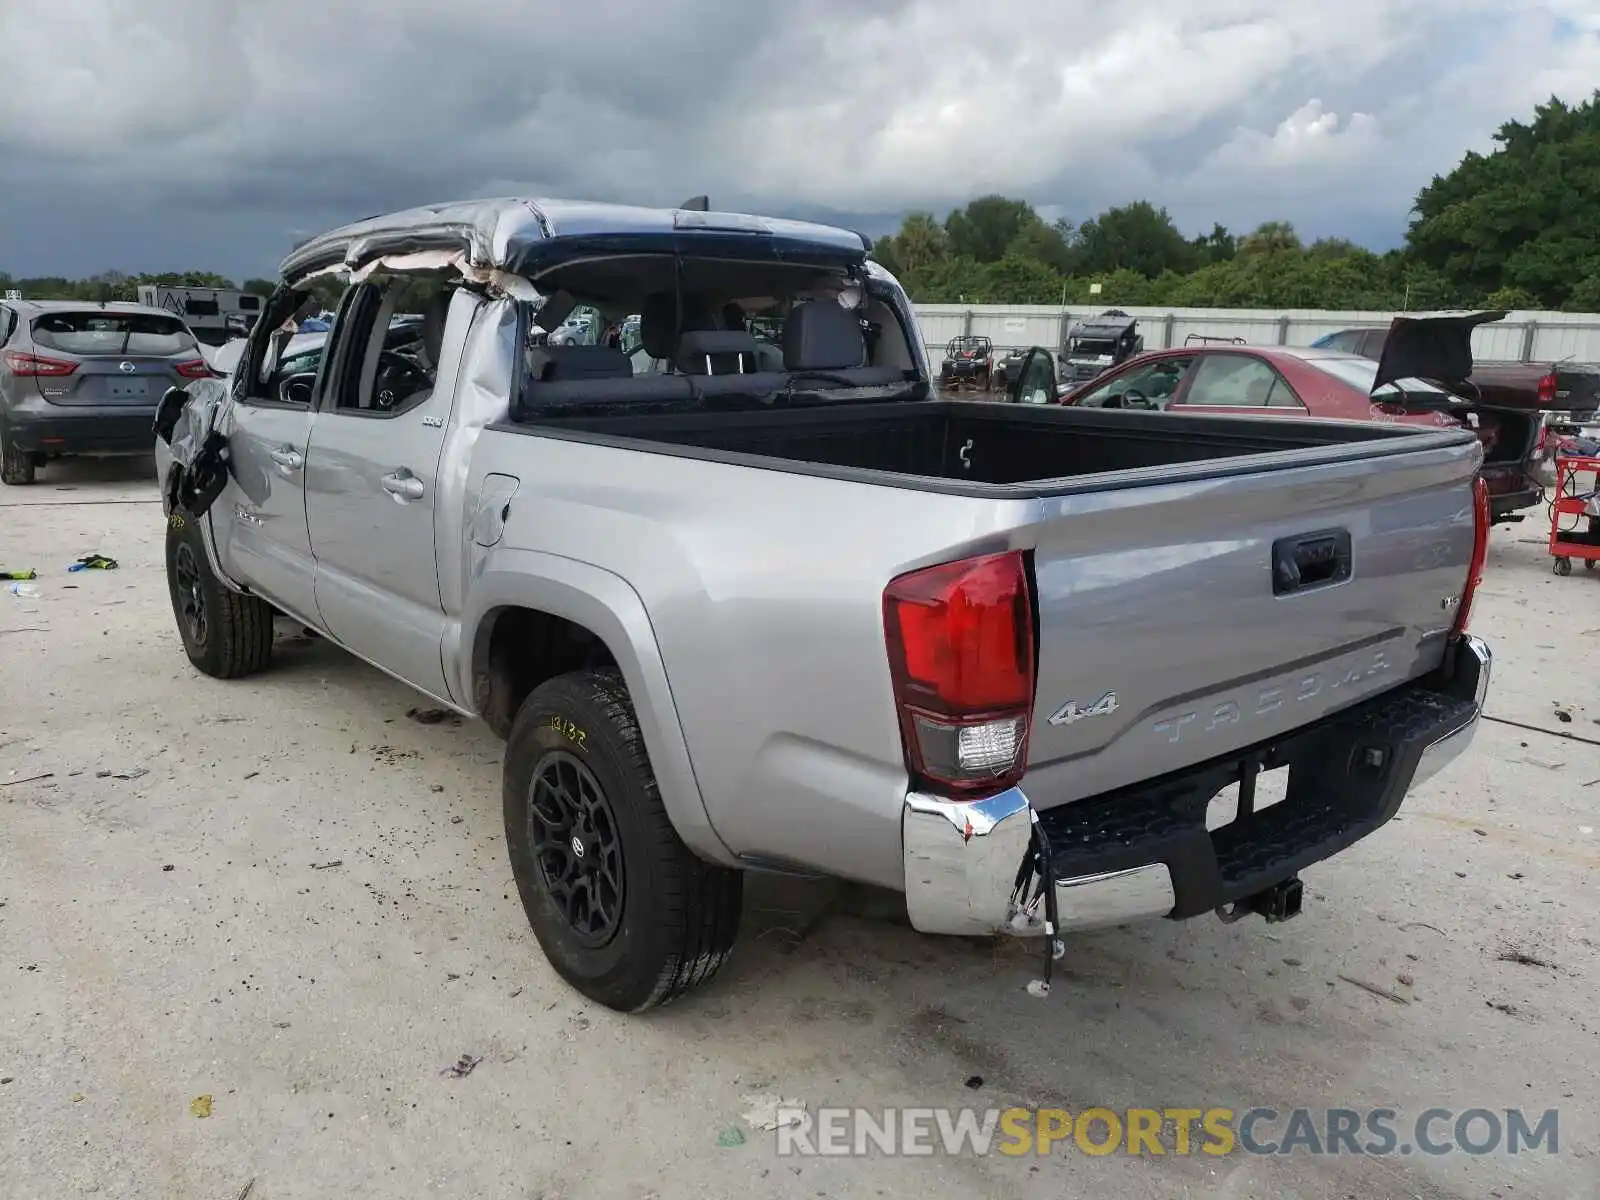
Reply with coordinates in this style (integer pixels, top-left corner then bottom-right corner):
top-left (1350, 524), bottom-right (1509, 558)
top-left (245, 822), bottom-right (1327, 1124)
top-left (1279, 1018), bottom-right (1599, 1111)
top-left (108, 379), bottom-right (150, 398)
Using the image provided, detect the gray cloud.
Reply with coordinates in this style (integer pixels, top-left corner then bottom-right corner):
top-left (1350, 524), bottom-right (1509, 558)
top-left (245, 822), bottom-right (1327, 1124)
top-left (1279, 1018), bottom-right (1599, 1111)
top-left (1, 0), bottom-right (1596, 281)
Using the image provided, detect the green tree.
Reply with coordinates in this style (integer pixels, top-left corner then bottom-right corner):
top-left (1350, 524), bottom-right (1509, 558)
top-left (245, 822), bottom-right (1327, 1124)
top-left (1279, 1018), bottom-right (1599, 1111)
top-left (1564, 270), bottom-right (1600, 312)
top-left (1006, 220), bottom-right (1074, 275)
top-left (1406, 92), bottom-right (1600, 308)
top-left (1484, 285), bottom-right (1540, 310)
top-left (1072, 201), bottom-right (1198, 278)
top-left (891, 212), bottom-right (949, 275)
top-left (1238, 221), bottom-right (1303, 258)
top-left (975, 255), bottom-right (1066, 304)
top-left (944, 195), bottom-right (1040, 263)
top-left (1191, 224), bottom-right (1237, 265)
top-left (1306, 237), bottom-right (1359, 260)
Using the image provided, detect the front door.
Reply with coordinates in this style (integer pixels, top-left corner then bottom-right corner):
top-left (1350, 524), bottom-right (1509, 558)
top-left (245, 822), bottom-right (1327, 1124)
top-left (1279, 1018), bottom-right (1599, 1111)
top-left (1007, 348), bottom-right (1060, 405)
top-left (211, 293), bottom-right (328, 623)
top-left (303, 276), bottom-right (464, 700)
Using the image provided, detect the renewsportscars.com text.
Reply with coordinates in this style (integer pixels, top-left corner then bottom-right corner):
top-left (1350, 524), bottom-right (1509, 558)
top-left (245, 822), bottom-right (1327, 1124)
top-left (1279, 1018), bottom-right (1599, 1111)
top-left (774, 1106), bottom-right (1560, 1158)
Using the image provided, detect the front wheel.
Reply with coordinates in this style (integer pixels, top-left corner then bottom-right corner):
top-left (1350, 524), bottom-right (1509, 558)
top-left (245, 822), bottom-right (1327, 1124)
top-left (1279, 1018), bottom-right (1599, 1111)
top-left (165, 512), bottom-right (276, 678)
top-left (1553, 556), bottom-right (1573, 577)
top-left (504, 669), bottom-right (742, 1012)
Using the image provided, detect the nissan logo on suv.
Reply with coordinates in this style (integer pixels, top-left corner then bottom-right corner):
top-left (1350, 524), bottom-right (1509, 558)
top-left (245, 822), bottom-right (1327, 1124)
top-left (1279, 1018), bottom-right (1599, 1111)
top-left (118, 361), bottom-right (136, 373)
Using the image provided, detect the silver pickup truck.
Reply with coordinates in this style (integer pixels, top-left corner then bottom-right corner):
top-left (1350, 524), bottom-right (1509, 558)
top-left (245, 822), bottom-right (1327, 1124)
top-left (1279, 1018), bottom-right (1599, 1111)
top-left (154, 197), bottom-right (1493, 1013)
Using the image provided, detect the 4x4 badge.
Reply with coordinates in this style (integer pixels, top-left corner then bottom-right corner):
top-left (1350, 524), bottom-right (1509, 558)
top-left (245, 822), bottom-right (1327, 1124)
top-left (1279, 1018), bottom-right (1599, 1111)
top-left (1047, 692), bottom-right (1119, 727)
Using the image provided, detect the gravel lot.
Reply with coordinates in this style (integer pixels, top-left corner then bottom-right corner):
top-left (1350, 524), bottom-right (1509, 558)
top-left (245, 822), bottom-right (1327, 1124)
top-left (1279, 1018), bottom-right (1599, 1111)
top-left (2, 458), bottom-right (1597, 1200)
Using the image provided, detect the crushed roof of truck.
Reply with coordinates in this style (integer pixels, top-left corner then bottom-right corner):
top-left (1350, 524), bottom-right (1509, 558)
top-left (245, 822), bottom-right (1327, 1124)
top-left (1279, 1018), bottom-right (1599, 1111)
top-left (278, 197), bottom-right (873, 284)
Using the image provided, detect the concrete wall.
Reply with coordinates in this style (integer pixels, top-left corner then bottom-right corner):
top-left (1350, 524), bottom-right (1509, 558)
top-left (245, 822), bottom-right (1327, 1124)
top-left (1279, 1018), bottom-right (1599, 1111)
top-left (912, 304), bottom-right (1600, 364)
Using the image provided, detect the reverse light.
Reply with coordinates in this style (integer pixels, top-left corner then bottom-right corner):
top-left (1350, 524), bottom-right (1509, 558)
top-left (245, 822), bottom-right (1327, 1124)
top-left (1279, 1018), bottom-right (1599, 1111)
top-left (175, 359), bottom-right (213, 380)
top-left (884, 550), bottom-right (1036, 796)
top-left (1451, 476), bottom-right (1490, 640)
top-left (3, 351), bottom-right (77, 377)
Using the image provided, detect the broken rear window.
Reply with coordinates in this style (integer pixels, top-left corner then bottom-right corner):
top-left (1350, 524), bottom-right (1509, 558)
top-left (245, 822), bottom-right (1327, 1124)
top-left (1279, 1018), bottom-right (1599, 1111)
top-left (31, 312), bottom-right (198, 357)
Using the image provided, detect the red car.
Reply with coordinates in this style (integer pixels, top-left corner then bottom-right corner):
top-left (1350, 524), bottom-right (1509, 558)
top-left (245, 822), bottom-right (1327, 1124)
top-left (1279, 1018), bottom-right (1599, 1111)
top-left (1003, 326), bottom-right (1545, 524)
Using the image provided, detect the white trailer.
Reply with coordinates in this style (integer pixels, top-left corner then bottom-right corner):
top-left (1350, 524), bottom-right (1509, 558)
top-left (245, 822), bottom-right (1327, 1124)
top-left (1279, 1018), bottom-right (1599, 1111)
top-left (136, 286), bottom-right (266, 346)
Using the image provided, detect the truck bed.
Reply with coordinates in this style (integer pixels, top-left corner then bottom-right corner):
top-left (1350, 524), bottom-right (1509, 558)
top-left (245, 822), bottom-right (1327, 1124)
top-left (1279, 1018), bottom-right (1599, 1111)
top-left (485, 394), bottom-right (1481, 883)
top-left (512, 398), bottom-right (1461, 494)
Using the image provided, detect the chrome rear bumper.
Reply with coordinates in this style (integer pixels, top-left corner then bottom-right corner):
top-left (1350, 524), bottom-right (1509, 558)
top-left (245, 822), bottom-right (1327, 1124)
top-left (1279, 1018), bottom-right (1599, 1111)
top-left (901, 634), bottom-right (1491, 939)
top-left (1412, 634), bottom-right (1491, 788)
top-left (903, 787), bottom-right (1176, 937)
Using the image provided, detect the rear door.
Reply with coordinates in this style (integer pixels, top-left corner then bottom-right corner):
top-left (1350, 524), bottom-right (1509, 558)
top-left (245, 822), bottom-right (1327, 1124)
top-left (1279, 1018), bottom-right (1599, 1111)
top-left (1170, 352), bottom-right (1307, 417)
top-left (303, 275), bottom-right (464, 700)
top-left (23, 310), bottom-right (206, 406)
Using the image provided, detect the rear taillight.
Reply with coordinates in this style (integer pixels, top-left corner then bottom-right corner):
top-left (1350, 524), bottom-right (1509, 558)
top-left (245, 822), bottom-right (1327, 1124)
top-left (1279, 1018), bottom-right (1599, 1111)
top-left (1452, 476), bottom-right (1490, 640)
top-left (2, 351), bottom-right (77, 377)
top-left (1538, 372), bottom-right (1558, 405)
top-left (883, 550), bottom-right (1035, 796)
top-left (175, 359), bottom-right (213, 379)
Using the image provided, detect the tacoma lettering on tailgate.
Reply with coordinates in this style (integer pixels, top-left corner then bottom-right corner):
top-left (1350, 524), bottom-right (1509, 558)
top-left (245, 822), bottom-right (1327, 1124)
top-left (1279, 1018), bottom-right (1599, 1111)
top-left (1151, 649), bottom-right (1393, 746)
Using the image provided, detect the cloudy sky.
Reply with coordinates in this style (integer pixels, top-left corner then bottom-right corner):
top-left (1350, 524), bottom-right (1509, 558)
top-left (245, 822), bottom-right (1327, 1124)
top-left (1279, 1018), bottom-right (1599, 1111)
top-left (2, 0), bottom-right (1598, 282)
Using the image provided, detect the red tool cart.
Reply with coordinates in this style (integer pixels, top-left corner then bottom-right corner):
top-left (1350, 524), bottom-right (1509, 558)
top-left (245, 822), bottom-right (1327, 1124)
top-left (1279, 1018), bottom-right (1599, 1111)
top-left (1547, 453), bottom-right (1600, 576)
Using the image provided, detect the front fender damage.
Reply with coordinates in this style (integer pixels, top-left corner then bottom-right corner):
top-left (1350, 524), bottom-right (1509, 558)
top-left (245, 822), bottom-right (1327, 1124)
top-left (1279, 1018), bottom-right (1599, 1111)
top-left (155, 382), bottom-right (231, 520)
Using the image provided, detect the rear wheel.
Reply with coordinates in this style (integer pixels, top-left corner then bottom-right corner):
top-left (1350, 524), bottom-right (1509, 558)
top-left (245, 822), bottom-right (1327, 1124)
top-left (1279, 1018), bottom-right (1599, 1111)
top-left (0, 428), bottom-right (36, 485)
top-left (165, 513), bottom-right (276, 678)
top-left (504, 669), bottom-right (742, 1012)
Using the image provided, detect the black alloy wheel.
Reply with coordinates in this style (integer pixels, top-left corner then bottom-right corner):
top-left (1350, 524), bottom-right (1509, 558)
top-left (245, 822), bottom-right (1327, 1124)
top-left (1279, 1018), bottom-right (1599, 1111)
top-left (172, 541), bottom-right (208, 648)
top-left (527, 749), bottom-right (625, 947)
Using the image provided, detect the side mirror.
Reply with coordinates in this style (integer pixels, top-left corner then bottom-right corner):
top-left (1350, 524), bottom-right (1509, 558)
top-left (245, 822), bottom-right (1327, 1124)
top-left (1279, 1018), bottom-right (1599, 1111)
top-left (279, 372), bottom-right (317, 406)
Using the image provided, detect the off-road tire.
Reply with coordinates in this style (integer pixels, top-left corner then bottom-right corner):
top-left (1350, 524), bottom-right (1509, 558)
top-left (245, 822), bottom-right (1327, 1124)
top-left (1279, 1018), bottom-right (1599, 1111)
top-left (164, 512), bottom-right (275, 678)
top-left (504, 669), bottom-right (742, 1012)
top-left (0, 428), bottom-right (36, 485)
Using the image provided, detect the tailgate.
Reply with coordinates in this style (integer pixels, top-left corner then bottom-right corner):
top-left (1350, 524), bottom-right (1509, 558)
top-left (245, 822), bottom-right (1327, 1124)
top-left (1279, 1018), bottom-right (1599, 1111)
top-left (1553, 365), bottom-right (1600, 413)
top-left (1022, 433), bottom-right (1481, 809)
top-left (34, 356), bottom-right (185, 406)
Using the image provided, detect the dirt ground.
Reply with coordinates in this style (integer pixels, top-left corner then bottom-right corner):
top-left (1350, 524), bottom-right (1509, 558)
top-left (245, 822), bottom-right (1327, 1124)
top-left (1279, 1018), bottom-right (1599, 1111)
top-left (2, 457), bottom-right (1597, 1200)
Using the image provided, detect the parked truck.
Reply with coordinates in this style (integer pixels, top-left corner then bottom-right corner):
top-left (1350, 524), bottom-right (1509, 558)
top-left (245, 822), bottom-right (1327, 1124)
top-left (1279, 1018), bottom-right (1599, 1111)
top-left (1057, 310), bottom-right (1144, 389)
top-left (154, 197), bottom-right (1493, 1013)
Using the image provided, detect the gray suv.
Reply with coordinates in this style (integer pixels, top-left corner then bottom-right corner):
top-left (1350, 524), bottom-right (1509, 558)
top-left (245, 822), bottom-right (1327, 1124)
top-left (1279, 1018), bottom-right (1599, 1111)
top-left (1, 300), bottom-right (212, 484)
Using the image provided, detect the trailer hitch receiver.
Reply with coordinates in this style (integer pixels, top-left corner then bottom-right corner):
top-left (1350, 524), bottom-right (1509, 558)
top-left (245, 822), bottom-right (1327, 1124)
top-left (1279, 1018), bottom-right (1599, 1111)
top-left (1215, 876), bottom-right (1304, 925)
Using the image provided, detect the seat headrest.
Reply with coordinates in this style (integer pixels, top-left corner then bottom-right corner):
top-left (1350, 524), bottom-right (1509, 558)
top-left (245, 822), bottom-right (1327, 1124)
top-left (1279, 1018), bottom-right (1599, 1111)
top-left (639, 292), bottom-right (715, 361)
top-left (783, 301), bottom-right (866, 371)
top-left (528, 344), bottom-right (633, 382)
top-left (676, 330), bottom-right (760, 375)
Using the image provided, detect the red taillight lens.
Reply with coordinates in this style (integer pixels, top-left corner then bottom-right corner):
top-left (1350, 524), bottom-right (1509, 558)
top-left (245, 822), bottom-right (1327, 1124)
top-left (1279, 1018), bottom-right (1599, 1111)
top-left (1452, 476), bottom-right (1490, 640)
top-left (884, 550), bottom-right (1035, 796)
top-left (2, 351), bottom-right (78, 377)
top-left (175, 359), bottom-right (213, 379)
top-left (1537, 372), bottom-right (1557, 405)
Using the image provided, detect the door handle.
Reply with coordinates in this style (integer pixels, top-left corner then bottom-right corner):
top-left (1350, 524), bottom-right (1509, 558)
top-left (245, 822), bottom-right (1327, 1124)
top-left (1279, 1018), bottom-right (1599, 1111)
top-left (269, 446), bottom-right (304, 471)
top-left (1272, 529), bottom-right (1352, 595)
top-left (381, 470), bottom-right (425, 501)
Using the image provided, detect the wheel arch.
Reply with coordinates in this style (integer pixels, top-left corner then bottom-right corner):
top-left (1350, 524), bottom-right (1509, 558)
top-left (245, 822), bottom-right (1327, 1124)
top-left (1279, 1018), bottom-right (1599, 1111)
top-left (456, 549), bottom-right (736, 867)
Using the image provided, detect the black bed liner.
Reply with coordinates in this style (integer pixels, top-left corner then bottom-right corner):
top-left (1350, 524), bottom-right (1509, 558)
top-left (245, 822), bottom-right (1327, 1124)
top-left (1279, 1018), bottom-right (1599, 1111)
top-left (490, 398), bottom-right (1476, 499)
